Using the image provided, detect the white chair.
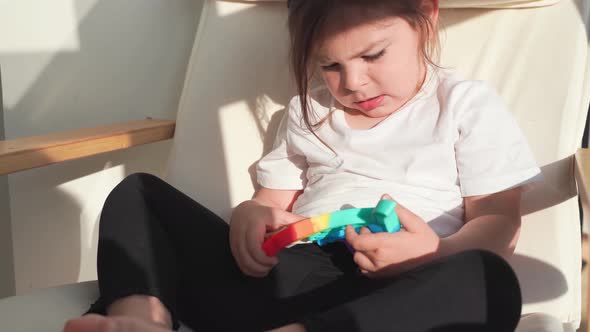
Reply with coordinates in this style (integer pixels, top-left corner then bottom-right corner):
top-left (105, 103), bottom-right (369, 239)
top-left (0, 0), bottom-right (589, 331)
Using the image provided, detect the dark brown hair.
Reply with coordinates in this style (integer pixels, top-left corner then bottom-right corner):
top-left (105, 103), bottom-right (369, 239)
top-left (287, 0), bottom-right (440, 136)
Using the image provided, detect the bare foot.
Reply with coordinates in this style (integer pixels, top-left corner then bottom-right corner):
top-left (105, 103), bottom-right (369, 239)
top-left (269, 323), bottom-right (307, 332)
top-left (107, 295), bottom-right (172, 329)
top-left (63, 314), bottom-right (173, 332)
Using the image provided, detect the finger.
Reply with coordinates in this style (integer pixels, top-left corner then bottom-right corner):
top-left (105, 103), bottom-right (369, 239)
top-left (394, 203), bottom-right (429, 233)
top-left (380, 195), bottom-right (428, 234)
top-left (247, 227), bottom-right (278, 266)
top-left (345, 225), bottom-right (359, 243)
top-left (381, 193), bottom-right (394, 201)
top-left (235, 228), bottom-right (274, 277)
top-left (346, 226), bottom-right (382, 251)
top-left (268, 210), bottom-right (304, 231)
top-left (242, 260), bottom-right (270, 277)
top-left (250, 243), bottom-right (278, 267)
top-left (229, 227), bottom-right (243, 266)
top-left (241, 242), bottom-right (273, 277)
top-left (359, 226), bottom-right (372, 235)
top-left (353, 251), bottom-right (377, 273)
top-left (233, 236), bottom-right (260, 277)
top-left (63, 315), bottom-right (105, 332)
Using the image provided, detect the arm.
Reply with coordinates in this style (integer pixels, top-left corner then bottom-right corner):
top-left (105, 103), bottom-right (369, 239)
top-left (343, 189), bottom-right (522, 278)
top-left (437, 187), bottom-right (522, 260)
top-left (250, 186), bottom-right (302, 212)
top-left (231, 186), bottom-right (303, 226)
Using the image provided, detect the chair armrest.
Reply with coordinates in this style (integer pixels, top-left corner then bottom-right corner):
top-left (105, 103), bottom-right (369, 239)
top-left (575, 148), bottom-right (590, 218)
top-left (574, 148), bottom-right (590, 332)
top-left (0, 118), bottom-right (175, 175)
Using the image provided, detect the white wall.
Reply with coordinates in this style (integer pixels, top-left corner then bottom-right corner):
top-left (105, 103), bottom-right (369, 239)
top-left (0, 0), bottom-right (202, 295)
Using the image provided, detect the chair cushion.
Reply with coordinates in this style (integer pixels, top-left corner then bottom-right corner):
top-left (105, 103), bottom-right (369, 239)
top-left (166, 0), bottom-right (589, 328)
top-left (515, 313), bottom-right (574, 332)
top-left (0, 281), bottom-right (98, 332)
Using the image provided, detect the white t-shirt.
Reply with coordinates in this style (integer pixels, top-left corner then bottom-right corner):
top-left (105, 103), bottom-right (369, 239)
top-left (257, 67), bottom-right (542, 237)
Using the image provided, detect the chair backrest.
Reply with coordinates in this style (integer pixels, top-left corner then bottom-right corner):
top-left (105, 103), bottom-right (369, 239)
top-left (165, 0), bottom-right (590, 327)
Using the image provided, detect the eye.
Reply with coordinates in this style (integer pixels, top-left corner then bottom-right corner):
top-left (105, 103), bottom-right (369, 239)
top-left (363, 49), bottom-right (386, 62)
top-left (321, 63), bottom-right (340, 71)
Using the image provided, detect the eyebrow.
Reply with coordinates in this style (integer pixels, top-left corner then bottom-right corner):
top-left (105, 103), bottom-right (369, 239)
top-left (317, 38), bottom-right (389, 64)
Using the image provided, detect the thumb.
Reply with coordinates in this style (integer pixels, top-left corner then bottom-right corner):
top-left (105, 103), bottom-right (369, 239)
top-left (267, 210), bottom-right (304, 231)
top-left (380, 194), bottom-right (427, 233)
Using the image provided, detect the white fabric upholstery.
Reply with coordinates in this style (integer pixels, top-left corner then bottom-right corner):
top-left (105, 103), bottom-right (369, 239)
top-left (0, 1), bottom-right (588, 332)
top-left (0, 280), bottom-right (573, 332)
top-left (516, 313), bottom-right (575, 332)
top-left (0, 281), bottom-right (98, 332)
top-left (0, 281), bottom-right (196, 332)
top-left (166, 0), bottom-right (590, 328)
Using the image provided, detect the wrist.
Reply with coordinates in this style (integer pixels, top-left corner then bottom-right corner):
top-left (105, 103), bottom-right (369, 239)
top-left (436, 238), bottom-right (457, 260)
top-left (230, 200), bottom-right (260, 223)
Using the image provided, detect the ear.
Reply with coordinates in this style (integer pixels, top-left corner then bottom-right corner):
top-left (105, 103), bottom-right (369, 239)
top-left (422, 0), bottom-right (439, 27)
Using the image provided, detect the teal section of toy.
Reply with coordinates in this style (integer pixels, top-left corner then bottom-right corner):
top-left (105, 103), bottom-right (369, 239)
top-left (308, 199), bottom-right (401, 246)
top-left (373, 199), bottom-right (399, 232)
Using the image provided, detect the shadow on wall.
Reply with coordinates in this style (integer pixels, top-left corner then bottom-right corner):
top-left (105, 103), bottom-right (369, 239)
top-left (9, 140), bottom-right (172, 294)
top-left (2, 0), bottom-right (200, 294)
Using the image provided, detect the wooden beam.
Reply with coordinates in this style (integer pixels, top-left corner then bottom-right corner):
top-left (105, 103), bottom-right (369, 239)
top-left (0, 118), bottom-right (175, 175)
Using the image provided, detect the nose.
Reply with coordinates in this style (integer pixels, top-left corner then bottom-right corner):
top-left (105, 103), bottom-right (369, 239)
top-left (342, 65), bottom-right (367, 92)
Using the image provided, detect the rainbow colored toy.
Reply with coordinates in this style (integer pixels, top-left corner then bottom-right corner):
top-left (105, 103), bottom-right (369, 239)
top-left (262, 199), bottom-right (401, 256)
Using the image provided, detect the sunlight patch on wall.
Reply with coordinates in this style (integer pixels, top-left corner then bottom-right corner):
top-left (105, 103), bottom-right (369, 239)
top-left (75, 163), bottom-right (124, 282)
top-left (0, 0), bottom-right (80, 53)
top-left (215, 1), bottom-right (256, 17)
top-left (218, 98), bottom-right (284, 206)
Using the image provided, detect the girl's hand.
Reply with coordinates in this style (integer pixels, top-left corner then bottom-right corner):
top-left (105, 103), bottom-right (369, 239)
top-left (345, 194), bottom-right (440, 278)
top-left (229, 200), bottom-right (302, 277)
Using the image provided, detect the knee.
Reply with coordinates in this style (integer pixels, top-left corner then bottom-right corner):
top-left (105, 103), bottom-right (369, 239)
top-left (122, 172), bottom-right (160, 187)
top-left (99, 173), bottom-right (164, 231)
top-left (448, 250), bottom-right (511, 272)
top-left (468, 250), bottom-right (518, 281)
top-left (451, 250), bottom-right (522, 330)
top-left (116, 172), bottom-right (160, 193)
top-left (447, 250), bottom-right (520, 288)
top-left (104, 173), bottom-right (162, 205)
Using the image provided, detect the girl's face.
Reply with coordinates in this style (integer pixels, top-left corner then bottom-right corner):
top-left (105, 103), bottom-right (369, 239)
top-left (316, 11), bottom-right (431, 119)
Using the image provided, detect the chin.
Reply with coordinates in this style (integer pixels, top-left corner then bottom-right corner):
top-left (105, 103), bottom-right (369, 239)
top-left (368, 112), bottom-right (392, 119)
top-left (364, 107), bottom-right (393, 118)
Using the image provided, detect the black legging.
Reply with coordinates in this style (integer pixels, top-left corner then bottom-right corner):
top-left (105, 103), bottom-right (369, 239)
top-left (87, 173), bottom-right (522, 332)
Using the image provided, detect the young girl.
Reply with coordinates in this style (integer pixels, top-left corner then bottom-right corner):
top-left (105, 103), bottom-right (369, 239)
top-left (64, 0), bottom-right (541, 331)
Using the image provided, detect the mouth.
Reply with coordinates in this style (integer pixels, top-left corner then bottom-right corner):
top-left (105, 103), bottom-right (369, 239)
top-left (355, 95), bottom-right (385, 112)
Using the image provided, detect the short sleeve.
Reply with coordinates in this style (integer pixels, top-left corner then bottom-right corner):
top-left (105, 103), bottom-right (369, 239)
top-left (256, 98), bottom-right (308, 190)
top-left (454, 82), bottom-right (542, 197)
